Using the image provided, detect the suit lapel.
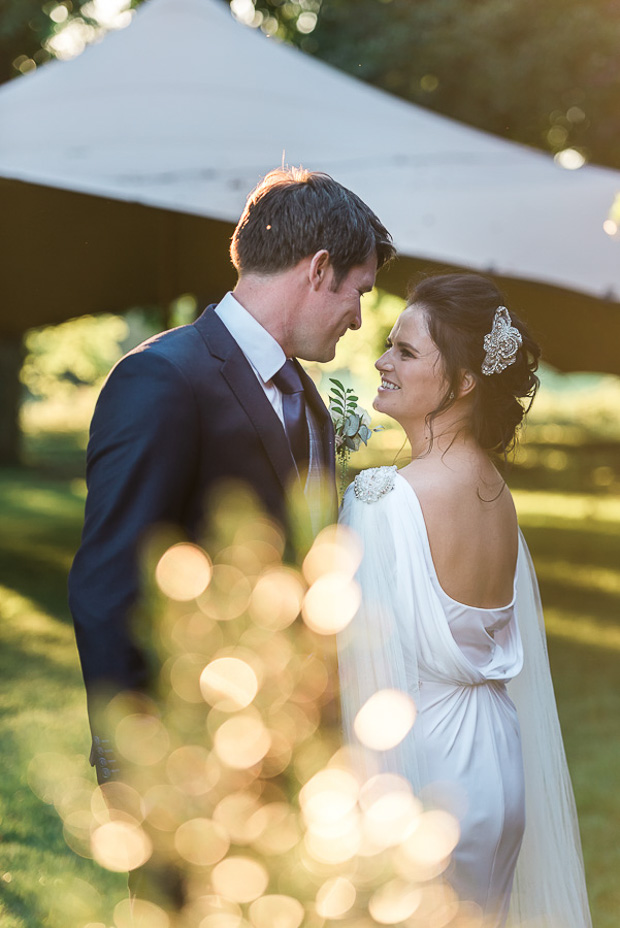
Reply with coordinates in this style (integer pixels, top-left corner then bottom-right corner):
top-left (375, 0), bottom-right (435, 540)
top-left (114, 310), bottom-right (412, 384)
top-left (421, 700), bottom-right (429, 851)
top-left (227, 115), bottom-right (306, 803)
top-left (194, 307), bottom-right (299, 491)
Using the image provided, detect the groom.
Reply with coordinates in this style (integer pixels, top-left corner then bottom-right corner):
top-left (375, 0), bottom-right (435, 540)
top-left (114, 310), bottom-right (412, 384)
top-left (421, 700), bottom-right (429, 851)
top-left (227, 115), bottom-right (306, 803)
top-left (68, 166), bottom-right (394, 782)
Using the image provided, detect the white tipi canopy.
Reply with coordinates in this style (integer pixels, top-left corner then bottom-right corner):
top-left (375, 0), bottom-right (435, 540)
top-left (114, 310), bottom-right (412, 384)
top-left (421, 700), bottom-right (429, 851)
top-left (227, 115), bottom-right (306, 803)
top-left (1, 0), bottom-right (619, 301)
top-left (2, 0), bottom-right (620, 385)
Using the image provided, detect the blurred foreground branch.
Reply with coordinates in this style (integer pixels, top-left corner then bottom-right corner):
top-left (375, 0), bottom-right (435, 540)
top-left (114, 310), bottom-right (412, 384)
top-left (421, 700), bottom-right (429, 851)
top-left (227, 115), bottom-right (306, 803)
top-left (28, 485), bottom-right (475, 928)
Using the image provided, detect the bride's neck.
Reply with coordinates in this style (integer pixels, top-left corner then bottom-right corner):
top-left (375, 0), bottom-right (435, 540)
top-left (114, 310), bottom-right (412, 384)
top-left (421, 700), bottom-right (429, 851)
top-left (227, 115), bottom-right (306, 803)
top-left (405, 418), bottom-right (477, 462)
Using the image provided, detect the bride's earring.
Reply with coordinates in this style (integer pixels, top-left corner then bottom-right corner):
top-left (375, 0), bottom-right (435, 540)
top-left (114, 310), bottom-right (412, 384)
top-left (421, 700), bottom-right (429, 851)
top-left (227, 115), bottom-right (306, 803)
top-left (449, 391), bottom-right (455, 401)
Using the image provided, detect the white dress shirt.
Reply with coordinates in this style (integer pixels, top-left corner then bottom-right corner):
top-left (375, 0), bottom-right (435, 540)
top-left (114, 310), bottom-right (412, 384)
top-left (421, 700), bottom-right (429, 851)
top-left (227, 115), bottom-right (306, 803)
top-left (214, 293), bottom-right (330, 531)
top-left (214, 291), bottom-right (287, 426)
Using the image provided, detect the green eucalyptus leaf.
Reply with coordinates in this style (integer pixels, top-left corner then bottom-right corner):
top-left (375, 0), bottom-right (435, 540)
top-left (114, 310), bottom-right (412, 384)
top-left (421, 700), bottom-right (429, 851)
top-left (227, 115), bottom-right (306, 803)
top-left (344, 414), bottom-right (361, 436)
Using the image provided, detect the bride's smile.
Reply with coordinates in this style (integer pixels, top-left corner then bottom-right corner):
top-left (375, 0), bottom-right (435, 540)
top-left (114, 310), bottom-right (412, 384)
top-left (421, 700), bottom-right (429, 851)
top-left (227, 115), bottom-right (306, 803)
top-left (373, 304), bottom-right (452, 432)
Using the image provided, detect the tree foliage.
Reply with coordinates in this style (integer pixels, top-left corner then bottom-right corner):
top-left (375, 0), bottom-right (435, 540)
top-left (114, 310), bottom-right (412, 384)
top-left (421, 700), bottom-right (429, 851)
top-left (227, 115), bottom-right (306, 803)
top-left (2, 0), bottom-right (620, 167)
top-left (309, 0), bottom-right (620, 169)
top-left (241, 0), bottom-right (620, 169)
top-left (0, 0), bottom-right (141, 83)
top-left (21, 314), bottom-right (130, 399)
top-left (20, 310), bottom-right (157, 400)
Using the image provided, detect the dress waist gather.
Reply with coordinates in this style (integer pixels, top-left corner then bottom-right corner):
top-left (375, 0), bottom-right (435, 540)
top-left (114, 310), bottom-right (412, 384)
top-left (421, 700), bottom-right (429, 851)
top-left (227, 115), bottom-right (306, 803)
top-left (418, 676), bottom-right (508, 689)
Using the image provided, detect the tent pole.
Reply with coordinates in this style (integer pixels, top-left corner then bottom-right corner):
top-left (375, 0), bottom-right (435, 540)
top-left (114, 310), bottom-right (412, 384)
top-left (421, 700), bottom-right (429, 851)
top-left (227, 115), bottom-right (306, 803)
top-left (0, 334), bottom-right (24, 466)
top-left (158, 212), bottom-right (177, 330)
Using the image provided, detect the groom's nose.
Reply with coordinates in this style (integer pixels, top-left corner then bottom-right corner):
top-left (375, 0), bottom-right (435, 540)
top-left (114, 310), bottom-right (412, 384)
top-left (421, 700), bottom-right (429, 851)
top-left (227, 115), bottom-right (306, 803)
top-left (349, 306), bottom-right (362, 330)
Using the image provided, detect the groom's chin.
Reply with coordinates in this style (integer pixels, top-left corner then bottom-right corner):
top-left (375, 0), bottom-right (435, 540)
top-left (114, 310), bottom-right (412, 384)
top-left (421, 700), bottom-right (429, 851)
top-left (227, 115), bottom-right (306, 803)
top-left (298, 344), bottom-right (336, 363)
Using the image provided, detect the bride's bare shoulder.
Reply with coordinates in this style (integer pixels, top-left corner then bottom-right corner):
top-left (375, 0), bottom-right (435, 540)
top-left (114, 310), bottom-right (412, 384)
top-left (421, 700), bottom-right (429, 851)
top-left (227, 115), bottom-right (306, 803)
top-left (397, 458), bottom-right (465, 503)
top-left (397, 456), bottom-right (516, 520)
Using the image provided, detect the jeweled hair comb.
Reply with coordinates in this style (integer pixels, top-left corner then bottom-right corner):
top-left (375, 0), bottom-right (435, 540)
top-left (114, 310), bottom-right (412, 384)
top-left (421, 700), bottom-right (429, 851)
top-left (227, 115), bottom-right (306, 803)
top-left (481, 306), bottom-right (522, 376)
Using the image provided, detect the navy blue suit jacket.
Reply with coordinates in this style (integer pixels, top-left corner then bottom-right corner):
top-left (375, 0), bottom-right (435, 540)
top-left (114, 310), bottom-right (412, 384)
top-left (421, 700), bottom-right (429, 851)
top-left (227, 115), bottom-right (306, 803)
top-left (68, 306), bottom-right (336, 733)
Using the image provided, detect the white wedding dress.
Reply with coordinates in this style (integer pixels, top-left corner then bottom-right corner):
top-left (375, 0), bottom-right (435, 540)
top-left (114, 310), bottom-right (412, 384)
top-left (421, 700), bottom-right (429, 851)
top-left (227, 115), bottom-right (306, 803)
top-left (338, 466), bottom-right (592, 928)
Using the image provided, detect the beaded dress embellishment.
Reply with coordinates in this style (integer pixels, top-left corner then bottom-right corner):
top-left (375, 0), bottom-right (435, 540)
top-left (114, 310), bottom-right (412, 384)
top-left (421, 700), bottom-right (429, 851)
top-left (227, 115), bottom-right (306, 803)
top-left (353, 465), bottom-right (398, 503)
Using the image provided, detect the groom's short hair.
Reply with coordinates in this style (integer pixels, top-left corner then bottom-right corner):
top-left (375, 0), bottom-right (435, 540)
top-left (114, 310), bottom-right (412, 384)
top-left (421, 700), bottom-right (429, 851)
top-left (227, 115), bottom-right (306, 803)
top-left (230, 167), bottom-right (395, 286)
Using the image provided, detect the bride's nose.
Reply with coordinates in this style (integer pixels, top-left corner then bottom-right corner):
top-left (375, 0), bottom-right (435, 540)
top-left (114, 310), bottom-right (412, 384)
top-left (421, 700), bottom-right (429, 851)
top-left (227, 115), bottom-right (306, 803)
top-left (375, 352), bottom-right (392, 370)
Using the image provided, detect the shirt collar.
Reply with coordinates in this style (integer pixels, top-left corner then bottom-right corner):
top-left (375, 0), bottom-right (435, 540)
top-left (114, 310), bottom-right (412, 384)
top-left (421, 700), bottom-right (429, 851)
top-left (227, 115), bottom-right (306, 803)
top-left (214, 292), bottom-right (286, 383)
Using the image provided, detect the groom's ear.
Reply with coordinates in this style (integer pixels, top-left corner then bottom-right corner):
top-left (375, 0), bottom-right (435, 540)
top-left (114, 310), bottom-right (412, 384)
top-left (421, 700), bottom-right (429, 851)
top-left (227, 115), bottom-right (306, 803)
top-left (308, 250), bottom-right (331, 290)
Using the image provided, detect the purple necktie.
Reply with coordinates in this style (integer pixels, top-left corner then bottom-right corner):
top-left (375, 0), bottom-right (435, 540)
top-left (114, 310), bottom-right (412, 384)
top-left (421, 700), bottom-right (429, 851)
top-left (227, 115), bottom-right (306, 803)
top-left (272, 359), bottom-right (310, 467)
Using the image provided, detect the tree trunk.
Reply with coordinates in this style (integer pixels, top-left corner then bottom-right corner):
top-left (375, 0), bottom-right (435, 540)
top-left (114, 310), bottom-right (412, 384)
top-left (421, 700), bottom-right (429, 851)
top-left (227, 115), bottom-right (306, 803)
top-left (0, 334), bottom-right (24, 466)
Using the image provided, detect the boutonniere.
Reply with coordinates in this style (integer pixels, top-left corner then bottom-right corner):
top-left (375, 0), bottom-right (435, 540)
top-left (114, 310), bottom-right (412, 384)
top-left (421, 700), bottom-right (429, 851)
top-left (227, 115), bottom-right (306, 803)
top-left (328, 378), bottom-right (382, 499)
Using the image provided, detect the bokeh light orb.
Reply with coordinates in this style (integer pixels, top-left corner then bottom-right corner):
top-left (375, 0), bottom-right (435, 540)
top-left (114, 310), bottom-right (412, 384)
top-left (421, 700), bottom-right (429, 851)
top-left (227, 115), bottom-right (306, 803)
top-left (304, 823), bottom-right (361, 864)
top-left (315, 877), bottom-right (357, 919)
top-left (198, 915), bottom-right (246, 928)
top-left (354, 689), bottom-right (417, 750)
top-left (299, 768), bottom-right (359, 825)
top-left (400, 809), bottom-right (460, 869)
top-left (368, 879), bottom-right (421, 924)
top-left (250, 568), bottom-right (305, 630)
top-left (91, 781), bottom-right (144, 826)
top-left (211, 857), bottom-right (269, 903)
top-left (143, 784), bottom-right (187, 831)
top-left (169, 652), bottom-right (208, 703)
top-left (359, 773), bottom-right (421, 846)
top-left (114, 897), bottom-right (170, 928)
top-left (214, 711), bottom-right (271, 769)
top-left (251, 802), bottom-right (300, 856)
top-left (155, 543), bottom-right (212, 601)
top-left (166, 745), bottom-right (218, 796)
top-left (187, 894), bottom-right (243, 928)
top-left (91, 821), bottom-right (152, 872)
top-left (200, 657), bottom-right (259, 711)
top-left (197, 564), bottom-right (252, 621)
top-left (301, 573), bottom-right (361, 635)
top-left (302, 524), bottom-right (363, 584)
top-left (214, 792), bottom-right (264, 844)
top-left (249, 894), bottom-right (304, 928)
top-left (115, 713), bottom-right (170, 766)
top-left (174, 818), bottom-right (230, 866)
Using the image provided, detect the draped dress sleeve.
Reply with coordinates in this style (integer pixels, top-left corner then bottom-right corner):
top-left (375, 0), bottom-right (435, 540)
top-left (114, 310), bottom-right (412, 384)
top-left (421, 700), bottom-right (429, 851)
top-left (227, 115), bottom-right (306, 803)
top-left (506, 533), bottom-right (592, 927)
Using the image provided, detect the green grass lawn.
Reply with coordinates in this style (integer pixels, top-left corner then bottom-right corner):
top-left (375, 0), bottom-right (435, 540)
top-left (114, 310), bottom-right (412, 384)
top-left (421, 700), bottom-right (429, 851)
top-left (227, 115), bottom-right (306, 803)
top-left (512, 490), bottom-right (620, 925)
top-left (1, 436), bottom-right (619, 926)
top-left (0, 466), bottom-right (127, 928)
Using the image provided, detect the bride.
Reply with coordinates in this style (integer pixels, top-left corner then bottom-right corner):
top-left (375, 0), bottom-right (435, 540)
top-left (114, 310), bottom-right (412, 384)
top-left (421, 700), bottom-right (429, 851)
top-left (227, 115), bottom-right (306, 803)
top-left (337, 274), bottom-right (592, 927)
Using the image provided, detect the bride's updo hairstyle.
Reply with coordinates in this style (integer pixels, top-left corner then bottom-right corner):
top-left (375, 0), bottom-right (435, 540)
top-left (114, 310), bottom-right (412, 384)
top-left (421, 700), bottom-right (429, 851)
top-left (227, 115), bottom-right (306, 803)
top-left (409, 273), bottom-right (541, 455)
